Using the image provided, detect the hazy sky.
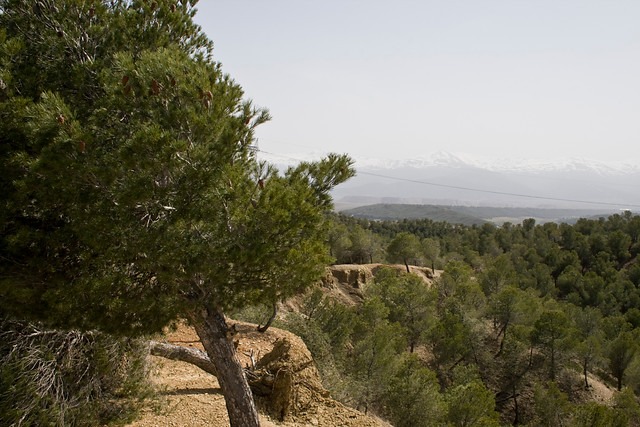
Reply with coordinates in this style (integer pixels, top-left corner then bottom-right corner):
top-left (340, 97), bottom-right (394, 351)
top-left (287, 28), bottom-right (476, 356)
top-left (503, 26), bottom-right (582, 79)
top-left (194, 1), bottom-right (640, 165)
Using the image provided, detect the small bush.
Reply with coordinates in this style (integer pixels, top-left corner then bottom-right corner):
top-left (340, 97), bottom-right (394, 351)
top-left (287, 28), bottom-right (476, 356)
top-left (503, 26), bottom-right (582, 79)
top-left (0, 318), bottom-right (150, 426)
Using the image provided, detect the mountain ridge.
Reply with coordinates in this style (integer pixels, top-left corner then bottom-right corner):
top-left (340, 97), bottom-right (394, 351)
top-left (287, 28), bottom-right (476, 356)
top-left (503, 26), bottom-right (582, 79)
top-left (340, 203), bottom-right (624, 225)
top-left (330, 152), bottom-right (640, 210)
top-left (257, 150), bottom-right (640, 209)
top-left (352, 150), bottom-right (640, 175)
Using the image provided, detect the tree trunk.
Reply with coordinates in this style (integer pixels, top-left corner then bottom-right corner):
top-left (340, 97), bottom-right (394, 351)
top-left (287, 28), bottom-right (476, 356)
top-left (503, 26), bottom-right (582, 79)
top-left (617, 374), bottom-right (623, 391)
top-left (512, 384), bottom-right (519, 426)
top-left (191, 307), bottom-right (260, 427)
top-left (495, 322), bottom-right (508, 358)
top-left (404, 259), bottom-right (410, 273)
top-left (149, 340), bottom-right (217, 376)
top-left (257, 301), bottom-right (277, 333)
top-left (583, 362), bottom-right (589, 389)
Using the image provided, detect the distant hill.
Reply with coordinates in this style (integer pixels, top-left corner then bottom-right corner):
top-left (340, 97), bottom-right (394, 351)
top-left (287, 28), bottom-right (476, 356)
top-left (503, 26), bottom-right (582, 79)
top-left (341, 204), bottom-right (487, 225)
top-left (341, 203), bottom-right (620, 225)
top-left (329, 151), bottom-right (640, 210)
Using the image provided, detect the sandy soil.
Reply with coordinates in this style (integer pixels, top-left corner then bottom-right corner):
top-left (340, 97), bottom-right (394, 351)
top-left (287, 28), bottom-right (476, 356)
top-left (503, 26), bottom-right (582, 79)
top-left (125, 264), bottom-right (615, 427)
top-left (126, 264), bottom-right (426, 427)
top-left (127, 321), bottom-right (388, 427)
top-left (127, 321), bottom-right (283, 427)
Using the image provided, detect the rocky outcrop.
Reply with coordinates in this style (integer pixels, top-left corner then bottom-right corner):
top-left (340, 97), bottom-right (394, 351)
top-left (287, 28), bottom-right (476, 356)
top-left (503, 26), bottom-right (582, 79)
top-left (319, 265), bottom-right (372, 305)
top-left (248, 336), bottom-right (329, 421)
top-left (248, 334), bottom-right (387, 426)
top-left (319, 264), bottom-right (435, 306)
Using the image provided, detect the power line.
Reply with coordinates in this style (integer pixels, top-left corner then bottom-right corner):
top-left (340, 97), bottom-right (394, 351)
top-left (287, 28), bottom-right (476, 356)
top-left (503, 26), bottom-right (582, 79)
top-left (357, 170), bottom-right (640, 208)
top-left (256, 149), bottom-right (640, 209)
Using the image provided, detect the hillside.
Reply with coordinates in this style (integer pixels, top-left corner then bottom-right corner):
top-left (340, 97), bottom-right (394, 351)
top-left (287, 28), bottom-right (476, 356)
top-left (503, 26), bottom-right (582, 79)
top-left (341, 203), bottom-right (621, 224)
top-left (129, 319), bottom-right (389, 427)
top-left (341, 203), bottom-right (487, 225)
top-left (129, 263), bottom-right (627, 426)
top-left (128, 264), bottom-right (435, 427)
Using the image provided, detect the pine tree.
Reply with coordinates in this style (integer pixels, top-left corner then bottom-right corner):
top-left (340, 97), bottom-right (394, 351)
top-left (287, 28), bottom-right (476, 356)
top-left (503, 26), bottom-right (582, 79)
top-left (0, 2), bottom-right (354, 425)
top-left (531, 308), bottom-right (575, 381)
top-left (368, 267), bottom-right (434, 353)
top-left (387, 231), bottom-right (422, 272)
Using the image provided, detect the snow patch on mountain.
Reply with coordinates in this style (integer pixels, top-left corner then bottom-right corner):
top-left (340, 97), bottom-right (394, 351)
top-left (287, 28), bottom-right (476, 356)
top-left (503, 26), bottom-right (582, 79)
top-left (354, 151), bottom-right (640, 176)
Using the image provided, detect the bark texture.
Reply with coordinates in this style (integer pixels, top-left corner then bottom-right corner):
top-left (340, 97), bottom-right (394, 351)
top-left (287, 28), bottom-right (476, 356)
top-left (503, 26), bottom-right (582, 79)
top-left (191, 307), bottom-right (260, 427)
top-left (149, 340), bottom-right (217, 376)
top-left (257, 301), bottom-right (278, 333)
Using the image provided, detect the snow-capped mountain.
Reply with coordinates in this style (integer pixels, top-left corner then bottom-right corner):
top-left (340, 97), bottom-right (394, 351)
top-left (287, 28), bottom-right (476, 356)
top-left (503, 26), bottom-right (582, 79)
top-left (355, 151), bottom-right (640, 176)
top-left (257, 149), bottom-right (640, 210)
top-left (354, 151), bottom-right (472, 170)
top-left (333, 151), bottom-right (640, 210)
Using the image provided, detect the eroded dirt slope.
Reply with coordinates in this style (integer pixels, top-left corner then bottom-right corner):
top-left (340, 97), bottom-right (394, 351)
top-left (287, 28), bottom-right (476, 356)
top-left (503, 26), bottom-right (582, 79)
top-left (128, 320), bottom-right (389, 427)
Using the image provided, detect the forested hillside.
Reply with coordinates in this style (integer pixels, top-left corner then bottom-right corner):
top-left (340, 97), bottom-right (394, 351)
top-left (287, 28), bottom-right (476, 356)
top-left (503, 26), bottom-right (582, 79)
top-left (238, 211), bottom-right (640, 426)
top-left (340, 203), bottom-right (488, 225)
top-left (341, 203), bottom-right (622, 225)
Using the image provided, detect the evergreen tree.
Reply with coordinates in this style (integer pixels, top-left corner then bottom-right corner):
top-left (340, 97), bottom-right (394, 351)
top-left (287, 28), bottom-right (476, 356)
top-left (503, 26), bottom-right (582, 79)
top-left (368, 267), bottom-right (434, 352)
top-left (387, 231), bottom-right (422, 272)
top-left (384, 354), bottom-right (445, 427)
top-left (532, 382), bottom-right (572, 427)
top-left (326, 218), bottom-right (352, 263)
top-left (608, 331), bottom-right (638, 391)
top-left (422, 237), bottom-right (441, 272)
top-left (437, 260), bottom-right (486, 315)
top-left (349, 225), bottom-right (384, 264)
top-left (488, 285), bottom-right (537, 356)
top-left (350, 298), bottom-right (405, 414)
top-left (0, 2), bottom-right (354, 425)
top-left (573, 306), bottom-right (604, 388)
top-left (612, 387), bottom-right (640, 426)
top-left (494, 335), bottom-right (533, 425)
top-left (445, 379), bottom-right (500, 427)
top-left (531, 308), bottom-right (575, 381)
top-left (427, 308), bottom-right (473, 377)
top-left (569, 402), bottom-right (620, 427)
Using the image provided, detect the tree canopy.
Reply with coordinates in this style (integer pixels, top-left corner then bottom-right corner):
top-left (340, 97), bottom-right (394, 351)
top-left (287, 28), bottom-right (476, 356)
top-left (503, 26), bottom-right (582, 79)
top-left (0, 1), bottom-right (354, 425)
top-left (321, 210), bottom-right (640, 424)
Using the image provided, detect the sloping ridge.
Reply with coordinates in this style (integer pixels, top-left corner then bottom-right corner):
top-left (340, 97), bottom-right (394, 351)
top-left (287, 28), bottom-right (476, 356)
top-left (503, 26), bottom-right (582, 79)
top-left (342, 203), bottom-right (487, 225)
top-left (130, 265), bottom-right (431, 426)
top-left (322, 263), bottom-right (434, 304)
top-left (129, 318), bottom-right (389, 427)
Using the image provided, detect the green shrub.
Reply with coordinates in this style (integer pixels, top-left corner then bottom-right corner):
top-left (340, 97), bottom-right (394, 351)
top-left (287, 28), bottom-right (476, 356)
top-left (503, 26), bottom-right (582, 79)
top-left (0, 319), bottom-right (150, 426)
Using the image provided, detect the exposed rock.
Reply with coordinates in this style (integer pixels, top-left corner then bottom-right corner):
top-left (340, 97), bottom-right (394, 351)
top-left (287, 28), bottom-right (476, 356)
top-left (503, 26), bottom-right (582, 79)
top-left (139, 320), bottom-right (389, 426)
top-left (249, 334), bottom-right (331, 421)
top-left (282, 264), bottom-right (437, 314)
top-left (318, 264), bottom-right (435, 306)
top-left (134, 264), bottom-right (440, 427)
